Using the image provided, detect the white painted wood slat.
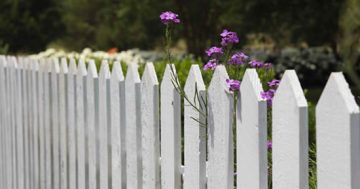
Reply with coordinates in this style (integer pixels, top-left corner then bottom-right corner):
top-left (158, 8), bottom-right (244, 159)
top-left (272, 70), bottom-right (308, 189)
top-left (67, 59), bottom-right (77, 189)
top-left (59, 58), bottom-right (68, 189)
top-left (183, 65), bottom-right (206, 189)
top-left (236, 69), bottom-right (267, 189)
top-left (38, 59), bottom-right (46, 189)
top-left (160, 64), bottom-right (182, 189)
top-left (125, 63), bottom-right (142, 189)
top-left (31, 60), bottom-right (40, 189)
top-left (109, 62), bottom-right (126, 189)
top-left (141, 63), bottom-right (160, 189)
top-left (316, 73), bottom-right (360, 189)
top-left (207, 65), bottom-right (234, 189)
top-left (86, 60), bottom-right (98, 189)
top-left (51, 59), bottom-right (60, 189)
top-left (98, 61), bottom-right (110, 189)
top-left (76, 59), bottom-right (87, 189)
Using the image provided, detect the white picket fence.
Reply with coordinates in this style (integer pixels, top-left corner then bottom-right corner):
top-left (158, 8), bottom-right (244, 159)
top-left (0, 56), bottom-right (359, 189)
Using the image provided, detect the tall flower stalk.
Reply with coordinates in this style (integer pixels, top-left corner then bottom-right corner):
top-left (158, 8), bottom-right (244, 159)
top-left (160, 11), bottom-right (208, 127)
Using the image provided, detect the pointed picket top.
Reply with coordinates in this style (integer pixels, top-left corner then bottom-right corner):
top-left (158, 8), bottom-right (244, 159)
top-left (161, 64), bottom-right (178, 89)
top-left (272, 70), bottom-right (308, 189)
top-left (32, 59), bottom-right (40, 71)
top-left (111, 61), bottom-right (124, 81)
top-left (60, 58), bottom-right (69, 74)
top-left (99, 60), bottom-right (111, 79)
top-left (126, 63), bottom-right (141, 83)
top-left (142, 62), bottom-right (158, 85)
top-left (207, 65), bottom-right (234, 189)
top-left (316, 72), bottom-right (360, 189)
top-left (87, 60), bottom-right (98, 78)
top-left (69, 58), bottom-right (77, 74)
top-left (51, 58), bottom-right (60, 73)
top-left (273, 70), bottom-right (307, 107)
top-left (77, 58), bottom-right (87, 76)
top-left (184, 64), bottom-right (205, 94)
top-left (183, 64), bottom-right (206, 189)
top-left (208, 65), bottom-right (230, 95)
top-left (240, 69), bottom-right (264, 101)
top-left (317, 72), bottom-right (359, 113)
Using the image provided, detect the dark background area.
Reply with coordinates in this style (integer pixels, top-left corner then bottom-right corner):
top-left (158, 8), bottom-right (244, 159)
top-left (0, 0), bottom-right (359, 88)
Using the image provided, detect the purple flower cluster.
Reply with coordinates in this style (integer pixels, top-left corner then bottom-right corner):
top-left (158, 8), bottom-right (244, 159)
top-left (229, 52), bottom-right (248, 65)
top-left (226, 79), bottom-right (241, 91)
top-left (267, 140), bottom-right (272, 150)
top-left (268, 79), bottom-right (280, 88)
top-left (203, 59), bottom-right (217, 70)
top-left (261, 89), bottom-right (275, 106)
top-left (220, 29), bottom-right (239, 46)
top-left (160, 11), bottom-right (180, 24)
top-left (206, 46), bottom-right (223, 57)
top-left (249, 60), bottom-right (264, 68)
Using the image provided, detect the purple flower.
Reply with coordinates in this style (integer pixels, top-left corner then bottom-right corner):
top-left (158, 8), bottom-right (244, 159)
top-left (160, 11), bottom-right (180, 24)
top-left (263, 63), bottom-right (272, 69)
top-left (261, 89), bottom-right (275, 106)
top-left (206, 46), bottom-right (223, 57)
top-left (249, 60), bottom-right (264, 68)
top-left (220, 29), bottom-right (239, 46)
top-left (229, 52), bottom-right (248, 65)
top-left (268, 79), bottom-right (280, 88)
top-left (203, 59), bottom-right (217, 70)
top-left (226, 79), bottom-right (241, 91)
top-left (267, 140), bottom-right (272, 150)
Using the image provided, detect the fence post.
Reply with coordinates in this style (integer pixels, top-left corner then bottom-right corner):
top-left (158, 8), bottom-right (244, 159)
top-left (38, 59), bottom-right (46, 189)
top-left (272, 70), bottom-right (308, 189)
top-left (160, 64), bottom-right (182, 189)
top-left (183, 65), bottom-right (206, 189)
top-left (207, 65), bottom-right (234, 189)
top-left (316, 72), bottom-right (360, 189)
top-left (125, 63), bottom-right (142, 189)
top-left (141, 63), bottom-right (160, 189)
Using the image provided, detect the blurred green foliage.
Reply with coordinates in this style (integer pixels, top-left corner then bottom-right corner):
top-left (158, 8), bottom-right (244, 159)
top-left (0, 0), bottom-right (347, 56)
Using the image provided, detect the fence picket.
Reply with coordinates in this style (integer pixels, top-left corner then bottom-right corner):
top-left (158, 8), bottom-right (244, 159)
top-left (67, 59), bottom-right (77, 189)
top-left (109, 61), bottom-right (126, 189)
top-left (0, 57), bottom-right (6, 189)
top-left (43, 59), bottom-right (53, 189)
top-left (160, 64), bottom-right (182, 189)
top-left (38, 59), bottom-right (46, 189)
top-left (9, 58), bottom-right (17, 189)
top-left (59, 58), bottom-right (68, 189)
top-left (98, 61), bottom-right (110, 189)
top-left (316, 73), bottom-right (360, 189)
top-left (207, 65), bottom-right (234, 189)
top-left (236, 69), bottom-right (267, 189)
top-left (51, 59), bottom-right (60, 189)
top-left (183, 65), bottom-right (206, 189)
top-left (76, 58), bottom-right (87, 189)
top-left (141, 63), bottom-right (160, 189)
top-left (31, 60), bottom-right (40, 189)
top-left (23, 59), bottom-right (32, 189)
top-left (4, 58), bottom-right (11, 189)
top-left (86, 60), bottom-right (98, 189)
top-left (272, 70), bottom-right (308, 189)
top-left (16, 58), bottom-right (24, 189)
top-left (125, 63), bottom-right (142, 189)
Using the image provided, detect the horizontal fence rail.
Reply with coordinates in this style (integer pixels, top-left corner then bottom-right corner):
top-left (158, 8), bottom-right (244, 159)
top-left (0, 56), bottom-right (359, 189)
